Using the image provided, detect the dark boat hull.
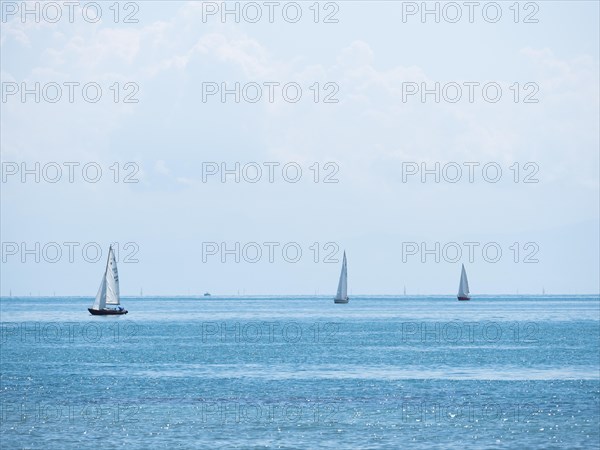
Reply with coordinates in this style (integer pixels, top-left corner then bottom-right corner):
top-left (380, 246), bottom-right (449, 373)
top-left (334, 298), bottom-right (349, 304)
top-left (457, 296), bottom-right (470, 301)
top-left (88, 308), bottom-right (128, 315)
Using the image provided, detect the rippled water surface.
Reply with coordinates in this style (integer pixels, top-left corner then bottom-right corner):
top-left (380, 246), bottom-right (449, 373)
top-left (1, 296), bottom-right (599, 448)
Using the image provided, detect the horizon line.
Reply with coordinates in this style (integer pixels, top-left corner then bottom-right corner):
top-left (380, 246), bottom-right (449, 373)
top-left (2, 293), bottom-right (599, 299)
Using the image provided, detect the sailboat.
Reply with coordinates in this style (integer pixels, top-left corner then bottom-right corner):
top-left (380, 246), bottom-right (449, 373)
top-left (457, 263), bottom-right (470, 301)
top-left (88, 245), bottom-right (128, 315)
top-left (334, 251), bottom-right (349, 304)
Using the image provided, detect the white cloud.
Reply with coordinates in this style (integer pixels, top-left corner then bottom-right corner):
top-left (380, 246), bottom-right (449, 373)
top-left (154, 159), bottom-right (171, 175)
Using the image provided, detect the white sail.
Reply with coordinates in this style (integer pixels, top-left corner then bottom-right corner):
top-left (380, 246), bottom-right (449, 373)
top-left (458, 264), bottom-right (470, 298)
top-left (104, 247), bottom-right (120, 305)
top-left (92, 276), bottom-right (107, 310)
top-left (91, 246), bottom-right (120, 310)
top-left (335, 252), bottom-right (348, 301)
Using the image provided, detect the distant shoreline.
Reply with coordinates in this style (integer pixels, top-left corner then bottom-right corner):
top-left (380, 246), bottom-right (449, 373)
top-left (2, 294), bottom-right (599, 299)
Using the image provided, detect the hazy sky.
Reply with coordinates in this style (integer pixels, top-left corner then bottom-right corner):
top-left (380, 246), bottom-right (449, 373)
top-left (1, 1), bottom-right (599, 296)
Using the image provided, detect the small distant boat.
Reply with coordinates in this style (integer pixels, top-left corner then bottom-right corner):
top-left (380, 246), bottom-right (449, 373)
top-left (334, 251), bottom-right (349, 304)
top-left (457, 263), bottom-right (470, 301)
top-left (88, 246), bottom-right (128, 315)
top-left (203, 292), bottom-right (211, 297)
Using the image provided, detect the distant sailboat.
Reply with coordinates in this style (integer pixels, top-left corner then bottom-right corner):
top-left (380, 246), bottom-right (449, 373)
top-left (334, 251), bottom-right (349, 304)
top-left (457, 264), bottom-right (470, 301)
top-left (88, 246), bottom-right (128, 315)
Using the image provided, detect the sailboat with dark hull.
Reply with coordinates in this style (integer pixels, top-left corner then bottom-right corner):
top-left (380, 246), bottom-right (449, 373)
top-left (88, 246), bottom-right (128, 315)
top-left (457, 263), bottom-right (471, 301)
top-left (89, 308), bottom-right (127, 316)
top-left (334, 251), bottom-right (349, 304)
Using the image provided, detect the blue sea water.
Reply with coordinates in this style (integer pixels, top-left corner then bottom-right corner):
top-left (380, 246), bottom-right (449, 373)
top-left (1, 296), bottom-right (599, 449)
